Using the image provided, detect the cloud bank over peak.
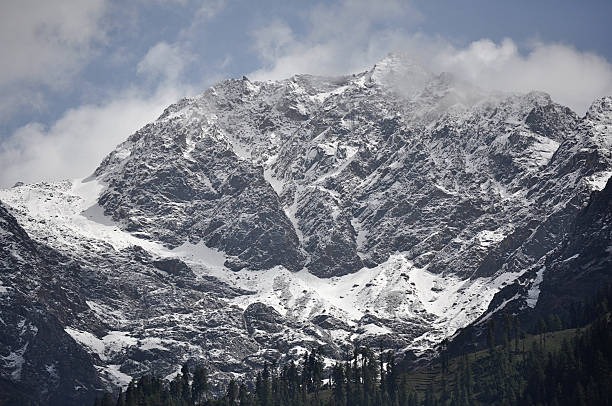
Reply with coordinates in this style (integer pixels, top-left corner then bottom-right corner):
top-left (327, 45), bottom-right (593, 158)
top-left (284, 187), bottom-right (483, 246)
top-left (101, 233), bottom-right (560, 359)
top-left (432, 39), bottom-right (612, 115)
top-left (0, 0), bottom-right (107, 88)
top-left (250, 9), bottom-right (612, 114)
top-left (249, 1), bottom-right (612, 116)
top-left (249, 0), bottom-right (422, 81)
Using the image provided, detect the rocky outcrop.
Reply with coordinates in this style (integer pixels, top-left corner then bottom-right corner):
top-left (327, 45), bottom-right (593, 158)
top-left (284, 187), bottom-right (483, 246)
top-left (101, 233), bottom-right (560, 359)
top-left (0, 203), bottom-right (103, 405)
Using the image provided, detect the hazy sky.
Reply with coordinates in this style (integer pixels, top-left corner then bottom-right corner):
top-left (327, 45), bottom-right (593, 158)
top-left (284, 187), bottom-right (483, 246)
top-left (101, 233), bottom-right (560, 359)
top-left (1, 0), bottom-right (611, 187)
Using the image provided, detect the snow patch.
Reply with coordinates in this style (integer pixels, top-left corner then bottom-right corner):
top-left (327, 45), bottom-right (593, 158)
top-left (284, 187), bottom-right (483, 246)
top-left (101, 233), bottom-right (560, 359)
top-left (65, 328), bottom-right (105, 359)
top-left (434, 184), bottom-right (458, 196)
top-left (284, 187), bottom-right (304, 243)
top-left (350, 217), bottom-right (368, 254)
top-left (170, 241), bottom-right (227, 269)
top-left (0, 178), bottom-right (192, 258)
top-left (103, 331), bottom-right (138, 356)
top-left (310, 85), bottom-right (350, 103)
top-left (224, 253), bottom-right (520, 353)
top-left (476, 229), bottom-right (507, 247)
top-left (86, 301), bottom-right (128, 327)
top-left (98, 364), bottom-right (133, 387)
top-left (318, 141), bottom-right (338, 156)
top-left (477, 294), bottom-right (520, 325)
top-left (65, 328), bottom-right (137, 361)
top-left (530, 135), bottom-right (560, 167)
top-left (526, 267), bottom-right (545, 308)
top-left (586, 170), bottom-right (612, 191)
top-left (263, 164), bottom-right (285, 196)
top-left (139, 337), bottom-right (170, 352)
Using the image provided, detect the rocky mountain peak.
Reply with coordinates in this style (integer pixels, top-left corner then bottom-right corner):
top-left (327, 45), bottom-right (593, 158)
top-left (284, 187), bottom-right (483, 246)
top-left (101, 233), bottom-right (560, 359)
top-left (586, 95), bottom-right (612, 120)
top-left (371, 52), bottom-right (435, 96)
top-left (585, 96), bottom-right (612, 149)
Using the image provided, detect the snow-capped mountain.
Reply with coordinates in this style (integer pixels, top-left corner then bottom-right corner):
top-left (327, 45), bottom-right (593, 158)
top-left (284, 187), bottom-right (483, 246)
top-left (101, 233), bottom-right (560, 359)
top-left (1, 54), bottom-right (611, 404)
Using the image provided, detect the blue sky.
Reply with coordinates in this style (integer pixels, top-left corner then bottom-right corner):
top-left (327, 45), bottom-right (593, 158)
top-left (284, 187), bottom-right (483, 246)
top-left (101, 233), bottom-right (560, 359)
top-left (0, 0), bottom-right (611, 187)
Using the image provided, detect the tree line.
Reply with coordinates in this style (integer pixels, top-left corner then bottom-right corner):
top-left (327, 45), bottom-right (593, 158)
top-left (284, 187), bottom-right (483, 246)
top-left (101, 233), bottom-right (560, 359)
top-left (94, 285), bottom-right (612, 406)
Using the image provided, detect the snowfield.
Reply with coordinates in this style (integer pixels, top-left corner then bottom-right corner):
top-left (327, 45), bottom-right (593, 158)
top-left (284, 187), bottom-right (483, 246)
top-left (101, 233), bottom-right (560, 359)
top-left (1, 177), bottom-right (523, 356)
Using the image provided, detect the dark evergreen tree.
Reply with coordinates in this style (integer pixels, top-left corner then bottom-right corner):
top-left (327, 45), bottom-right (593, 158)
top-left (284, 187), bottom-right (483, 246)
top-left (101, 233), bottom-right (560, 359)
top-left (125, 380), bottom-right (137, 406)
top-left (116, 387), bottom-right (125, 406)
top-left (181, 364), bottom-right (191, 404)
top-left (191, 365), bottom-right (208, 404)
top-left (239, 383), bottom-right (253, 406)
top-left (331, 362), bottom-right (345, 405)
top-left (224, 378), bottom-right (238, 406)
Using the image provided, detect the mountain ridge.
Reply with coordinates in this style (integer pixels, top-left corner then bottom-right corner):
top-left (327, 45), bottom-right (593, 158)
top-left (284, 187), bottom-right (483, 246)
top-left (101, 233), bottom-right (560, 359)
top-left (0, 57), bottom-right (610, 403)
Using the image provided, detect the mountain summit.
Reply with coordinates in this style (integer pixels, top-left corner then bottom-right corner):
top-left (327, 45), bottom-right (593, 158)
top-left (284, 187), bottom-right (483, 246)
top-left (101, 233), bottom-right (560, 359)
top-left (1, 56), bottom-right (611, 404)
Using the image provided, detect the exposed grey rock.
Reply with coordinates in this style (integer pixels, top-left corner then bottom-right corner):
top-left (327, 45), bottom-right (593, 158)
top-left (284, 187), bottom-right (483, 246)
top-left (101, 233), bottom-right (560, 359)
top-left (0, 202), bottom-right (104, 405)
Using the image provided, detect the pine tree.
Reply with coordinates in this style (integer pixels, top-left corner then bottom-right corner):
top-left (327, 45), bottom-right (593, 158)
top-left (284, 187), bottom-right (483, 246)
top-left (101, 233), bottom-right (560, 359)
top-left (287, 360), bottom-right (300, 402)
top-left (385, 351), bottom-right (398, 403)
top-left (574, 382), bottom-right (587, 406)
top-left (239, 383), bottom-right (253, 406)
top-left (116, 388), bottom-right (125, 406)
top-left (487, 319), bottom-right (496, 353)
top-left (169, 375), bottom-right (183, 402)
top-left (192, 365), bottom-right (209, 404)
top-left (224, 378), bottom-right (238, 406)
top-left (181, 364), bottom-right (191, 404)
top-left (310, 349), bottom-right (324, 401)
top-left (331, 362), bottom-right (346, 406)
top-left (255, 364), bottom-right (272, 406)
top-left (125, 380), bottom-right (137, 406)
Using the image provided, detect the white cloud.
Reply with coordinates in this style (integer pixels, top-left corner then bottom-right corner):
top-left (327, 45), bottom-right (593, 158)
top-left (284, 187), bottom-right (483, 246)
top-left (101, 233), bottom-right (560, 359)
top-left (0, 0), bottom-right (107, 88)
top-left (249, 0), bottom-right (421, 80)
top-left (248, 1), bottom-right (612, 114)
top-left (0, 0), bottom-right (109, 121)
top-left (0, 2), bottom-right (219, 188)
top-left (431, 39), bottom-right (612, 114)
top-left (175, 0), bottom-right (227, 42)
top-left (137, 41), bottom-right (194, 84)
top-left (251, 20), bottom-right (295, 65)
top-left (195, 0), bottom-right (227, 20)
top-left (0, 84), bottom-right (188, 188)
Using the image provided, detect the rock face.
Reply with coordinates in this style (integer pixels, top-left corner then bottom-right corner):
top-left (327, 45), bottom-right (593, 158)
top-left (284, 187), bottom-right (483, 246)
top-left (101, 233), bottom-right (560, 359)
top-left (0, 203), bottom-right (103, 405)
top-left (92, 57), bottom-right (595, 281)
top-left (448, 176), bottom-right (612, 354)
top-left (0, 55), bottom-right (610, 403)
